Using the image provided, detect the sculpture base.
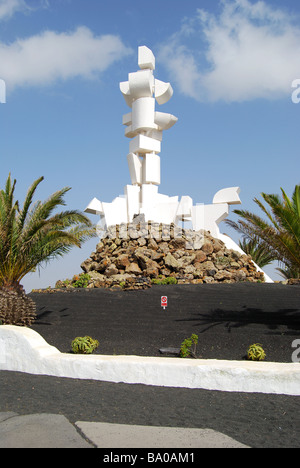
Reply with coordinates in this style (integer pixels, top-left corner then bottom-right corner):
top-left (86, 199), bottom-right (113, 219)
top-left (79, 223), bottom-right (268, 290)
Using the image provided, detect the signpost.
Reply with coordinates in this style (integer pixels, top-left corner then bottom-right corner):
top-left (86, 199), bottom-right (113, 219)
top-left (161, 296), bottom-right (168, 310)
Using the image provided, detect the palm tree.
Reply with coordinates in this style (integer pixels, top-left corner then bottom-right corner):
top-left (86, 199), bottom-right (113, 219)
top-left (225, 185), bottom-right (300, 279)
top-left (238, 237), bottom-right (276, 268)
top-left (0, 174), bottom-right (96, 326)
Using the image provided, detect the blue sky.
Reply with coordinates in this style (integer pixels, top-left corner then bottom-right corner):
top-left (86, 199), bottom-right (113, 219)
top-left (0, 0), bottom-right (299, 291)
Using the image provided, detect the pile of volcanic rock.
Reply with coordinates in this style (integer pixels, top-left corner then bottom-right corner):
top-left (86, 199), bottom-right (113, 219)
top-left (78, 222), bottom-right (264, 290)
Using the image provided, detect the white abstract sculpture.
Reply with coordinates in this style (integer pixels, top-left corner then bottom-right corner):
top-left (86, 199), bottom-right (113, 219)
top-left (121, 45), bottom-right (177, 189)
top-left (85, 46), bottom-right (273, 282)
top-left (85, 45), bottom-right (242, 239)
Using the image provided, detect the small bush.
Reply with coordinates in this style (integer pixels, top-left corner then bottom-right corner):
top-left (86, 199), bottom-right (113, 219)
top-left (55, 273), bottom-right (91, 289)
top-left (71, 336), bottom-right (99, 354)
top-left (247, 343), bottom-right (266, 361)
top-left (73, 273), bottom-right (91, 288)
top-left (180, 334), bottom-right (198, 358)
top-left (55, 278), bottom-right (72, 288)
top-left (151, 277), bottom-right (178, 285)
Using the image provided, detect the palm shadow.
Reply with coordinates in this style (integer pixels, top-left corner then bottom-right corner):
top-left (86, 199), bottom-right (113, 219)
top-left (34, 306), bottom-right (70, 325)
top-left (176, 307), bottom-right (300, 336)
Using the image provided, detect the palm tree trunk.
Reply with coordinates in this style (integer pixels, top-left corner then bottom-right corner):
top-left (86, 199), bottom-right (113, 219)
top-left (0, 283), bottom-right (36, 326)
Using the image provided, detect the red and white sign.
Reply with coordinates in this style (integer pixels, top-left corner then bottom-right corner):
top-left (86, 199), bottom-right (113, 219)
top-left (161, 296), bottom-right (168, 309)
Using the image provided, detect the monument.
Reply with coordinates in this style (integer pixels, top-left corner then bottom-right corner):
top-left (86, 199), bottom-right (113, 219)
top-left (85, 46), bottom-right (241, 238)
top-left (84, 46), bottom-right (272, 282)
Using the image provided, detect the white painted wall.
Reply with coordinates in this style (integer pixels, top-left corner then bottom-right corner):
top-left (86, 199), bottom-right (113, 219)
top-left (0, 326), bottom-right (299, 396)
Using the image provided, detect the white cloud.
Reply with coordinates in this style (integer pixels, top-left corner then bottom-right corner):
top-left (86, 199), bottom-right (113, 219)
top-left (0, 27), bottom-right (132, 90)
top-left (158, 0), bottom-right (300, 102)
top-left (0, 0), bottom-right (28, 20)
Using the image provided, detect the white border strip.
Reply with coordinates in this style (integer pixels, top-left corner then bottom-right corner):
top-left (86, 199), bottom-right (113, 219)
top-left (1, 325), bottom-right (300, 396)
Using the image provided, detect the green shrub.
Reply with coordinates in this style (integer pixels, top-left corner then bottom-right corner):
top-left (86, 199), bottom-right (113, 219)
top-left (72, 273), bottom-right (91, 288)
top-left (56, 273), bottom-right (91, 289)
top-left (71, 336), bottom-right (99, 354)
top-left (180, 334), bottom-right (198, 358)
top-left (55, 278), bottom-right (72, 288)
top-left (247, 343), bottom-right (266, 361)
top-left (151, 277), bottom-right (178, 285)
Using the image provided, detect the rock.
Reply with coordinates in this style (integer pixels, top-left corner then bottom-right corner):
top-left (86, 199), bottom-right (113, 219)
top-left (148, 238), bottom-right (158, 250)
top-left (193, 251), bottom-right (207, 264)
top-left (191, 278), bottom-right (203, 284)
top-left (200, 260), bottom-right (215, 271)
top-left (193, 238), bottom-right (204, 250)
top-left (173, 249), bottom-right (186, 259)
top-left (169, 238), bottom-right (186, 250)
top-left (108, 242), bottom-right (118, 253)
top-left (115, 254), bottom-right (131, 269)
top-left (96, 241), bottom-right (104, 252)
top-left (184, 265), bottom-right (197, 276)
top-left (164, 253), bottom-right (180, 270)
top-left (110, 273), bottom-right (133, 282)
top-left (203, 276), bottom-right (215, 283)
top-left (200, 261), bottom-right (217, 277)
top-left (128, 227), bottom-right (140, 239)
top-left (105, 264), bottom-right (119, 277)
top-left (215, 256), bottom-right (231, 270)
top-left (287, 278), bottom-right (300, 285)
top-left (214, 270), bottom-right (233, 281)
top-left (145, 262), bottom-right (160, 277)
top-left (192, 267), bottom-right (204, 279)
top-left (207, 268), bottom-right (217, 277)
top-left (202, 241), bottom-right (214, 255)
top-left (125, 262), bottom-right (142, 275)
top-left (177, 254), bottom-right (195, 269)
top-left (230, 250), bottom-right (240, 260)
top-left (96, 257), bottom-right (111, 272)
top-left (94, 280), bottom-right (108, 288)
top-left (150, 251), bottom-right (164, 262)
top-left (160, 267), bottom-right (171, 276)
top-left (78, 221), bottom-right (265, 289)
top-left (158, 242), bottom-right (170, 254)
top-left (212, 239), bottom-right (225, 253)
top-left (138, 237), bottom-right (147, 247)
top-left (234, 270), bottom-right (247, 281)
top-left (134, 250), bottom-right (150, 270)
top-left (145, 258), bottom-right (160, 275)
top-left (88, 271), bottom-right (106, 282)
top-left (110, 284), bottom-right (122, 291)
top-left (80, 259), bottom-right (93, 273)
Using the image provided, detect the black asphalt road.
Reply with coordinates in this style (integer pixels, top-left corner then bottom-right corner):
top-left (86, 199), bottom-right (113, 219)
top-left (1, 283), bottom-right (299, 448)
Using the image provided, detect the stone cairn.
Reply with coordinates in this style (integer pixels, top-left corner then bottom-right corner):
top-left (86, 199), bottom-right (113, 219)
top-left (76, 220), bottom-right (264, 290)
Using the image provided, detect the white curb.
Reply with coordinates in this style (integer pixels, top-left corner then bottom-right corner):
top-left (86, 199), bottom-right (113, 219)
top-left (1, 325), bottom-right (299, 396)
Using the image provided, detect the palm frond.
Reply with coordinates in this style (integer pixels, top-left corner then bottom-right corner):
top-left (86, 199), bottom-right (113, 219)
top-left (17, 176), bottom-right (44, 233)
top-left (238, 238), bottom-right (276, 268)
top-left (225, 184), bottom-right (300, 279)
top-left (0, 174), bottom-right (97, 288)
